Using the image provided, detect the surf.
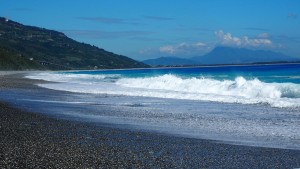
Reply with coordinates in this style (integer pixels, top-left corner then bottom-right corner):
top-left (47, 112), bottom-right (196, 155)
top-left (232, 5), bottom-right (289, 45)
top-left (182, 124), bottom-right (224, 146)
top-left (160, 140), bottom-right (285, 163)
top-left (27, 71), bottom-right (300, 108)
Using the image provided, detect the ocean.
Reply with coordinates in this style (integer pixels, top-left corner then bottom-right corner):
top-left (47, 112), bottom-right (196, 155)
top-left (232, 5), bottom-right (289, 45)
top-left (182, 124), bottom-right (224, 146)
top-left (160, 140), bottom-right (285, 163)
top-left (9, 64), bottom-right (300, 149)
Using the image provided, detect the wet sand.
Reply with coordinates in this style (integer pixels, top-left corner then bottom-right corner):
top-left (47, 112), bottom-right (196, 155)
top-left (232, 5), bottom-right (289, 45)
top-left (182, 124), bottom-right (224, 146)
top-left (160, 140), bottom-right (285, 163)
top-left (0, 72), bottom-right (300, 168)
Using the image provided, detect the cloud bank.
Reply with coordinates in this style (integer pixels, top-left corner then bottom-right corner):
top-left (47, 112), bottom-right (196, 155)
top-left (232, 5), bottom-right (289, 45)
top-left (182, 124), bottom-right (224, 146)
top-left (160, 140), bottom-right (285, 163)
top-left (143, 30), bottom-right (278, 58)
top-left (215, 30), bottom-right (273, 48)
top-left (156, 30), bottom-right (276, 56)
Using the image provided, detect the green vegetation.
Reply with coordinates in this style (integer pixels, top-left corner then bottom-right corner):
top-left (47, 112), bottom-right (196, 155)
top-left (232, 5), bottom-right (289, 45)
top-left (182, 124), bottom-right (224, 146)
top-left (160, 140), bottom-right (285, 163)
top-left (0, 46), bottom-right (43, 70)
top-left (0, 17), bottom-right (148, 70)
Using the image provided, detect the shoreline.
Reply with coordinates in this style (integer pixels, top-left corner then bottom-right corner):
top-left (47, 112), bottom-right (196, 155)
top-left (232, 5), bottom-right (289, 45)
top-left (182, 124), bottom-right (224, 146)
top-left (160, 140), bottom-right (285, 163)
top-left (1, 72), bottom-right (300, 168)
top-left (23, 61), bottom-right (300, 72)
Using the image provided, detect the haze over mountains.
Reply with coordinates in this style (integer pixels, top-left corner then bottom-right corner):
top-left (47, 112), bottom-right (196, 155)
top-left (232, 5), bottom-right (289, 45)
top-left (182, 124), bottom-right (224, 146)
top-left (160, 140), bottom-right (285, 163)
top-left (143, 46), bottom-right (298, 66)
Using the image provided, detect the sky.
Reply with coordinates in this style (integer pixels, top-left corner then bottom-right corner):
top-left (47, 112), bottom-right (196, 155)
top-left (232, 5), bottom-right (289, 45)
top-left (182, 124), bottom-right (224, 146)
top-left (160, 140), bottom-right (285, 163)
top-left (1, 0), bottom-right (300, 60)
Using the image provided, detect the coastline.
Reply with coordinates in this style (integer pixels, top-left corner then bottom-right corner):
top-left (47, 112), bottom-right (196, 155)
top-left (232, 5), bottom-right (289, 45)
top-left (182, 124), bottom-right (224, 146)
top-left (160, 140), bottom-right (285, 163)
top-left (1, 72), bottom-right (300, 168)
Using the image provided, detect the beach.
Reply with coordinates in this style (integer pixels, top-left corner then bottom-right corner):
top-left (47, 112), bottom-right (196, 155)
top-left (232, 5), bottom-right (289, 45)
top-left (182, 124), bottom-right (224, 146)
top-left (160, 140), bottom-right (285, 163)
top-left (1, 72), bottom-right (300, 168)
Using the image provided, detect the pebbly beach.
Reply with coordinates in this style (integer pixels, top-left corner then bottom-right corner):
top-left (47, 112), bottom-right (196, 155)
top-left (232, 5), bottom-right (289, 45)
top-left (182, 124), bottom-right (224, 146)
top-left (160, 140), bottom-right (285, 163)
top-left (0, 72), bottom-right (300, 168)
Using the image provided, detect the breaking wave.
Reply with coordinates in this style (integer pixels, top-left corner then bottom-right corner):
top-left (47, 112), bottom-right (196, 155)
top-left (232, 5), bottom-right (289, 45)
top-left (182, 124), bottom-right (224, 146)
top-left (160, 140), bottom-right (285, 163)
top-left (27, 73), bottom-right (300, 108)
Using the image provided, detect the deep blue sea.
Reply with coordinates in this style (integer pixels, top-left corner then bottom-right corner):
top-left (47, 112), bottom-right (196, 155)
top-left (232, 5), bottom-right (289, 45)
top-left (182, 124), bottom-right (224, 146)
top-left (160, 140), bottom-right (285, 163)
top-left (14, 64), bottom-right (300, 149)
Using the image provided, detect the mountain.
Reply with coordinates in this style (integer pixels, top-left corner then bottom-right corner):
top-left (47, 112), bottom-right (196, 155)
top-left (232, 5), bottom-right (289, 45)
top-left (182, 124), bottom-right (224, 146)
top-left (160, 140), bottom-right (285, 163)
top-left (143, 57), bottom-right (195, 66)
top-left (142, 47), bottom-right (297, 67)
top-left (0, 17), bottom-right (148, 70)
top-left (191, 46), bottom-right (297, 64)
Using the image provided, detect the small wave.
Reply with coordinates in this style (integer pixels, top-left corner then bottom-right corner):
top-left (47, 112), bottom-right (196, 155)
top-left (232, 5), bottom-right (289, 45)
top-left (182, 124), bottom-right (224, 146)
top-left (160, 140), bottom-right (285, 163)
top-left (26, 72), bottom-right (121, 83)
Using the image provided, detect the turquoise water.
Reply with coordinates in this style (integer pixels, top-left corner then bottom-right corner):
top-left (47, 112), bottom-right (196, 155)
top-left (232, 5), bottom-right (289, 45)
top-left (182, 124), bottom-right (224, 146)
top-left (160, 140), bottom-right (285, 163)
top-left (70, 63), bottom-right (300, 83)
top-left (21, 63), bottom-right (300, 149)
top-left (28, 63), bottom-right (300, 108)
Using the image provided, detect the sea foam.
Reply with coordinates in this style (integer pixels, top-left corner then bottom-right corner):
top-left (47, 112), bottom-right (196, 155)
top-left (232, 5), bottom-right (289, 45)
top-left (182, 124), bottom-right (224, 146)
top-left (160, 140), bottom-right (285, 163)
top-left (21, 71), bottom-right (300, 149)
top-left (27, 72), bottom-right (300, 108)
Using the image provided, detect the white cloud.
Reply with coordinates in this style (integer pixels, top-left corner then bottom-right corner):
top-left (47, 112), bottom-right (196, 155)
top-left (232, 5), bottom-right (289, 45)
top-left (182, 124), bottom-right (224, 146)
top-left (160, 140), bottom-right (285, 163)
top-left (257, 33), bottom-right (270, 39)
top-left (141, 31), bottom-right (279, 58)
top-left (215, 30), bottom-right (273, 48)
top-left (159, 42), bottom-right (208, 55)
top-left (159, 45), bottom-right (176, 54)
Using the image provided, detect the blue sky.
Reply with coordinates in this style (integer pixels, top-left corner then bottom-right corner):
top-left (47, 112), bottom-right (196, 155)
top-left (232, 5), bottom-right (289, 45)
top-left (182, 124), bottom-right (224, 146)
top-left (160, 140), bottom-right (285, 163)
top-left (1, 0), bottom-right (300, 60)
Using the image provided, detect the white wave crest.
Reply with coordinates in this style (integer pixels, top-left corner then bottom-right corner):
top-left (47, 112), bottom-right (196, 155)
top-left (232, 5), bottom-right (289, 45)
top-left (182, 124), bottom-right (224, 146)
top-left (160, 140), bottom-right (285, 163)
top-left (117, 75), bottom-right (284, 99)
top-left (116, 74), bottom-right (300, 107)
top-left (28, 73), bottom-right (300, 108)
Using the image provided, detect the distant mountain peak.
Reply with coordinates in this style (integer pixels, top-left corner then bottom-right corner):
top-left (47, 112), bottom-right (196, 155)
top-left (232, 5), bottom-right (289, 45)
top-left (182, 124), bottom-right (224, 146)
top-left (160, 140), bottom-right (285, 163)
top-left (144, 46), bottom-right (298, 67)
